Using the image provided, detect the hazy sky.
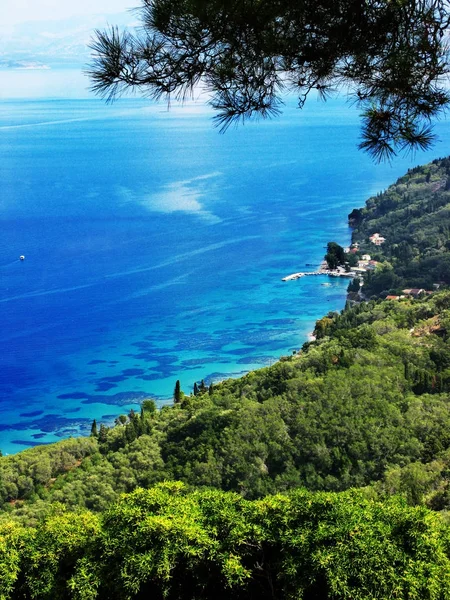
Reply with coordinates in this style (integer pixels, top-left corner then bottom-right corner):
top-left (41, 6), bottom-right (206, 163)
top-left (2, 0), bottom-right (138, 25)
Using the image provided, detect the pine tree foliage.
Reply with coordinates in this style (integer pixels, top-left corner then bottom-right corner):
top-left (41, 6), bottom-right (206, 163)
top-left (89, 0), bottom-right (450, 160)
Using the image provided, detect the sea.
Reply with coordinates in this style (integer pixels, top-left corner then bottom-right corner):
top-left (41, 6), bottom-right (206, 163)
top-left (1, 68), bottom-right (450, 454)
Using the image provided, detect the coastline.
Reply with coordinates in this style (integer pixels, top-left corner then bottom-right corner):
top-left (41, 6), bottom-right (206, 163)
top-left (4, 92), bottom-right (425, 455)
top-left (1, 252), bottom-right (352, 455)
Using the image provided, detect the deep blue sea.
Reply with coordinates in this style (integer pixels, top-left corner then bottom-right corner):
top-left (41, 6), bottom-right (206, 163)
top-left (1, 69), bottom-right (450, 454)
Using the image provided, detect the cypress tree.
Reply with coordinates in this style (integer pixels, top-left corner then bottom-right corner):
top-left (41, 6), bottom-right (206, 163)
top-left (174, 380), bottom-right (182, 403)
top-left (125, 422), bottom-right (137, 443)
top-left (193, 382), bottom-right (199, 396)
top-left (98, 423), bottom-right (108, 444)
top-left (91, 419), bottom-right (98, 437)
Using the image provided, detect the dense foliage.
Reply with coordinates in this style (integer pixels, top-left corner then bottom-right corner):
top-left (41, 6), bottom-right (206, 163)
top-left (4, 291), bottom-right (450, 527)
top-left (351, 156), bottom-right (450, 295)
top-left (89, 0), bottom-right (450, 159)
top-left (3, 158), bottom-right (450, 596)
top-left (2, 482), bottom-right (450, 599)
top-left (324, 241), bottom-right (346, 270)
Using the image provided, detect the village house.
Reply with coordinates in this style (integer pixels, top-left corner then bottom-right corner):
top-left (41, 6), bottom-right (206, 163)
top-left (369, 233), bottom-right (386, 245)
top-left (352, 267), bottom-right (367, 275)
top-left (410, 289), bottom-right (425, 297)
top-left (356, 259), bottom-right (378, 271)
top-left (402, 288), bottom-right (425, 298)
top-left (366, 260), bottom-right (378, 270)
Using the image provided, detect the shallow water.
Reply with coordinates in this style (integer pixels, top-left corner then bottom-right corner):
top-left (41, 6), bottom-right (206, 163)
top-left (1, 70), bottom-right (449, 453)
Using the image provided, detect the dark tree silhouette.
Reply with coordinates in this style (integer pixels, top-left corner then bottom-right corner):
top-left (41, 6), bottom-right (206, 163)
top-left (89, 0), bottom-right (450, 160)
top-left (174, 379), bottom-right (182, 403)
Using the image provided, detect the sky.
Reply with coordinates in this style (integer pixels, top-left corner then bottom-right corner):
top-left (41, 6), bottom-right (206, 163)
top-left (2, 0), bottom-right (138, 25)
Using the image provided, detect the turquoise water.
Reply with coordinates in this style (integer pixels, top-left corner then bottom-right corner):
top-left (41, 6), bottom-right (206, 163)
top-left (1, 69), bottom-right (450, 454)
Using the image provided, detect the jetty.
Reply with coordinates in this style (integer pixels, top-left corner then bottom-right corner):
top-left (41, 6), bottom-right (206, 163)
top-left (282, 268), bottom-right (356, 281)
top-left (282, 271), bottom-right (320, 281)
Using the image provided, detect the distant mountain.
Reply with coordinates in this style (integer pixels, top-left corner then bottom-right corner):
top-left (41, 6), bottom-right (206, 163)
top-left (0, 12), bottom-right (139, 68)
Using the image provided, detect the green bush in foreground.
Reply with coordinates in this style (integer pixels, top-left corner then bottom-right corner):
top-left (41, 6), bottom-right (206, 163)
top-left (2, 482), bottom-right (450, 599)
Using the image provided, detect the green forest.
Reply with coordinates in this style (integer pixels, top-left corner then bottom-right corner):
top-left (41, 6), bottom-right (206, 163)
top-left (3, 159), bottom-right (450, 598)
top-left (350, 157), bottom-right (450, 296)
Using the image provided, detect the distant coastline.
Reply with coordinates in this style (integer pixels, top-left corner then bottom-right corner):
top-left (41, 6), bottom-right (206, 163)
top-left (0, 60), bottom-right (50, 70)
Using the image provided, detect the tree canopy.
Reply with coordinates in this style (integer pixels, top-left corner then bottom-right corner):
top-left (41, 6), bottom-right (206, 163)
top-left (2, 483), bottom-right (450, 599)
top-left (4, 158), bottom-right (450, 596)
top-left (89, 0), bottom-right (450, 160)
top-left (351, 156), bottom-right (450, 295)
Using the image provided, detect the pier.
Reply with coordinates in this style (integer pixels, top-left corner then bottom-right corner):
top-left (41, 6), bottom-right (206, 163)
top-left (282, 269), bottom-right (356, 281)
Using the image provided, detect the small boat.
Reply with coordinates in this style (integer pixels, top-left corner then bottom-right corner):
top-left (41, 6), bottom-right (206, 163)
top-left (19, 255), bottom-right (25, 261)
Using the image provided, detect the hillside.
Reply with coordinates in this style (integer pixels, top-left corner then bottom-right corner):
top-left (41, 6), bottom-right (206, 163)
top-left (0, 13), bottom-right (137, 67)
top-left (3, 290), bottom-right (450, 526)
top-left (3, 158), bottom-right (450, 597)
top-left (349, 156), bottom-right (450, 296)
